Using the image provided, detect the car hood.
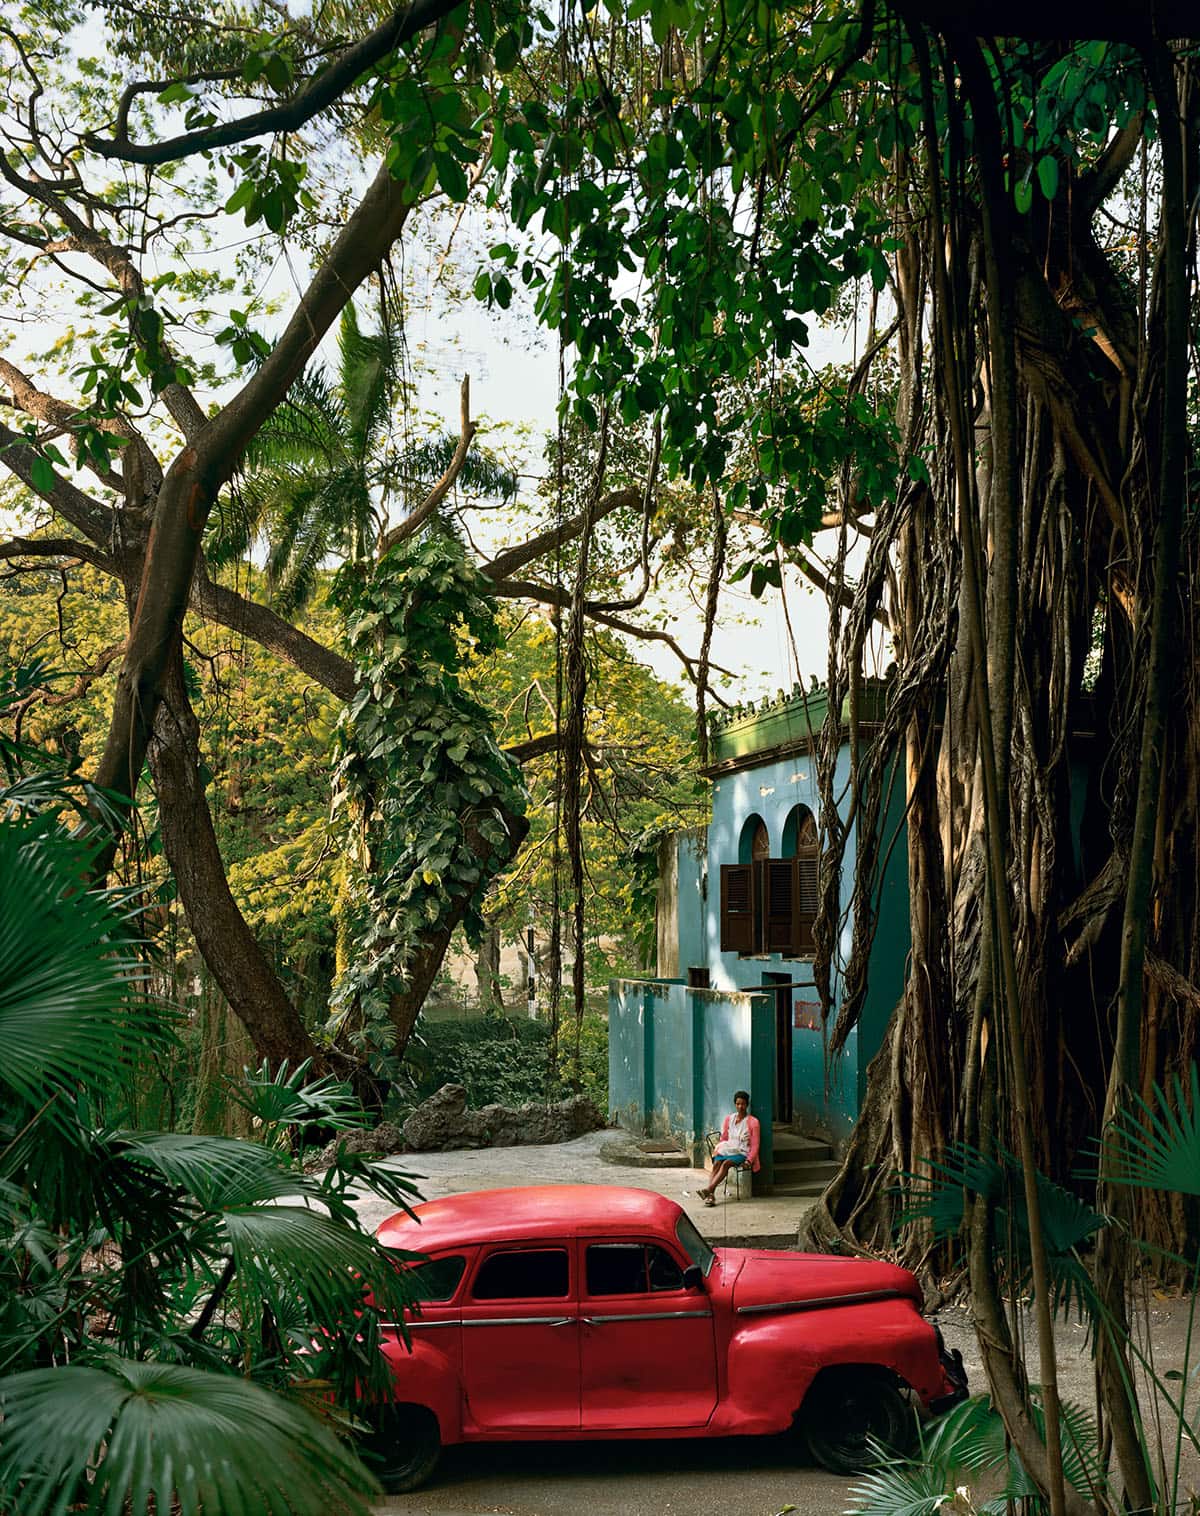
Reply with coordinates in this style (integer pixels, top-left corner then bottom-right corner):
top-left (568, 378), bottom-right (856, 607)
top-left (717, 1248), bottom-right (924, 1314)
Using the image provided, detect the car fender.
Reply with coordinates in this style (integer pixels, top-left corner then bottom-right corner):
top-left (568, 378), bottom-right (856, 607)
top-left (379, 1329), bottom-right (464, 1443)
top-left (723, 1299), bottom-right (946, 1429)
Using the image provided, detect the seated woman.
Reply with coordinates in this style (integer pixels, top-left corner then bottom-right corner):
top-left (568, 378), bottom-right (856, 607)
top-left (699, 1090), bottom-right (760, 1206)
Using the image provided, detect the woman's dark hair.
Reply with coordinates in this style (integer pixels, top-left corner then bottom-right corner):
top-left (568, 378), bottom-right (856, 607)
top-left (733, 1090), bottom-right (750, 1104)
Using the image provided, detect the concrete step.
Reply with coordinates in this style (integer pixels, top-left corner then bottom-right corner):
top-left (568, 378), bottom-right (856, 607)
top-left (771, 1131), bottom-right (834, 1161)
top-left (770, 1158), bottom-right (841, 1185)
top-left (769, 1180), bottom-right (830, 1198)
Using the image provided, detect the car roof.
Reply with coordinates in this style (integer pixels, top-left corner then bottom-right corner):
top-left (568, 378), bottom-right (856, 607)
top-left (375, 1185), bottom-right (685, 1252)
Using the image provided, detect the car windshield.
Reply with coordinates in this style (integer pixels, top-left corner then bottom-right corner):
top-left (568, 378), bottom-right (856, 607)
top-left (675, 1213), bottom-right (715, 1276)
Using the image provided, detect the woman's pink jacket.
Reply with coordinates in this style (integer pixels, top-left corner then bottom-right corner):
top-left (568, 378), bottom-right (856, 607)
top-left (719, 1112), bottom-right (761, 1172)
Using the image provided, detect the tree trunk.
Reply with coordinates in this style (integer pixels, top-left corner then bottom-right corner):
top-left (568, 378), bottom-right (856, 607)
top-left (148, 651), bottom-right (326, 1069)
top-left (474, 915), bottom-right (503, 1011)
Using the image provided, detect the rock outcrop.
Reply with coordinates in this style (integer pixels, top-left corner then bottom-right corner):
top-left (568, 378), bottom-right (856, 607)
top-left (401, 1083), bottom-right (604, 1152)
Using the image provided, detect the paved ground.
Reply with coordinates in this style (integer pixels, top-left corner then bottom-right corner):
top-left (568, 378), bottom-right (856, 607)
top-left (352, 1127), bottom-right (808, 1246)
top-left (353, 1130), bottom-right (1200, 1515)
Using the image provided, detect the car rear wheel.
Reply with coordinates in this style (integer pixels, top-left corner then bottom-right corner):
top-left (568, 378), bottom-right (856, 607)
top-left (359, 1403), bottom-right (441, 1493)
top-left (800, 1367), bottom-right (916, 1474)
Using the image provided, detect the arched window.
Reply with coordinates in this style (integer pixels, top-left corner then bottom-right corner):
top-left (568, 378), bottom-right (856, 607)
top-left (781, 806), bottom-right (819, 953)
top-left (721, 807), bottom-right (820, 958)
top-left (738, 814), bottom-right (770, 865)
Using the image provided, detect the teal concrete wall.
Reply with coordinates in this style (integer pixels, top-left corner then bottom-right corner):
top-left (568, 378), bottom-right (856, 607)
top-left (608, 979), bottom-right (775, 1177)
top-left (703, 743), bottom-right (865, 1144)
top-left (675, 827), bottom-right (709, 977)
top-left (617, 690), bottom-right (920, 1156)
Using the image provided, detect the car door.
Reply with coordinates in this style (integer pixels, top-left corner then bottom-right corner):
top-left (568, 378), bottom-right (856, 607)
top-left (579, 1238), bottom-right (718, 1430)
top-left (459, 1243), bottom-right (580, 1432)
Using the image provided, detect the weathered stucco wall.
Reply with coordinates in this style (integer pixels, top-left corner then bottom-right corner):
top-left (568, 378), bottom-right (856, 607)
top-left (608, 979), bottom-right (774, 1178)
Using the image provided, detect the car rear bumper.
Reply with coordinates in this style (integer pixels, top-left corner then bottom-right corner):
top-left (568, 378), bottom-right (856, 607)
top-left (928, 1329), bottom-right (969, 1413)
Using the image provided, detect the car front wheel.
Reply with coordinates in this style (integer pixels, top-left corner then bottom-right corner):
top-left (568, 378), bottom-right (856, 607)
top-left (359, 1402), bottom-right (442, 1493)
top-left (800, 1367), bottom-right (916, 1474)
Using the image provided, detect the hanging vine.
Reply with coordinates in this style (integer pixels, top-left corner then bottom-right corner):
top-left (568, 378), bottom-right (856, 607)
top-left (327, 534), bottom-right (528, 1068)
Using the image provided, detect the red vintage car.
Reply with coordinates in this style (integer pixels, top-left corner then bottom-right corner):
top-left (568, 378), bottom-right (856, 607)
top-left (361, 1185), bottom-right (966, 1491)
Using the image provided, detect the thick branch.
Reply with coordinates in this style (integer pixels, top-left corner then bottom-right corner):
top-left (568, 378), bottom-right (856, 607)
top-left (0, 423), bottom-right (119, 545)
top-left (0, 536), bottom-right (120, 575)
top-left (86, 0), bottom-right (468, 165)
top-left (191, 564), bottom-right (355, 700)
top-left (504, 731), bottom-right (562, 763)
top-left (0, 356), bottom-right (162, 490)
top-left (0, 162), bottom-right (206, 443)
top-left (482, 487), bottom-right (642, 584)
top-left (148, 652), bottom-right (325, 1068)
top-left (92, 159), bottom-right (418, 850)
top-left (378, 376), bottom-right (475, 554)
top-left (1081, 114), bottom-right (1145, 211)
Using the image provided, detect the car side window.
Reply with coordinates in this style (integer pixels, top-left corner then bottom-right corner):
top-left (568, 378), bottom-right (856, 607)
top-left (646, 1245), bottom-right (684, 1292)
top-left (407, 1255), bottom-right (467, 1302)
top-left (472, 1248), bottom-right (569, 1300)
top-left (587, 1243), bottom-right (685, 1295)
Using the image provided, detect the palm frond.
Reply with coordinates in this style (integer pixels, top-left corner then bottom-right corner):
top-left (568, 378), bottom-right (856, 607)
top-left (204, 489), bottom-right (259, 570)
top-left (117, 1131), bottom-right (301, 1209)
top-left (902, 1143), bottom-right (1105, 1323)
top-left (219, 1205), bottom-right (416, 1323)
top-left (337, 303), bottom-right (402, 459)
top-left (0, 1359), bottom-right (378, 1516)
top-left (1102, 1064), bottom-right (1200, 1198)
top-left (392, 433), bottom-right (520, 505)
top-left (230, 1058), bottom-right (368, 1150)
top-left (0, 823), bottom-right (168, 1136)
top-left (844, 1463), bottom-right (950, 1516)
top-left (247, 369), bottom-right (345, 472)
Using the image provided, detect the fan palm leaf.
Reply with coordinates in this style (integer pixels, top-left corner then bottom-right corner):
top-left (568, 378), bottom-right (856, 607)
top-left (1102, 1063), bottom-right (1200, 1198)
top-left (0, 1359), bottom-right (378, 1516)
top-left (392, 432), bottom-right (520, 505)
top-left (902, 1142), bottom-right (1106, 1324)
top-left (0, 822), bottom-right (165, 1135)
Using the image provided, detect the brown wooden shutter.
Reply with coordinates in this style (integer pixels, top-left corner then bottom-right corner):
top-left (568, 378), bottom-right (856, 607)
top-left (795, 851), bottom-right (819, 954)
top-left (720, 864), bottom-right (757, 953)
top-left (763, 860), bottom-right (796, 952)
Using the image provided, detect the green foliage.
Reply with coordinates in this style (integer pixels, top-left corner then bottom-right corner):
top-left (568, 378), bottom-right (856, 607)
top-left (401, 1009), bottom-right (608, 1110)
top-left (0, 769), bottom-right (440, 1513)
top-left (405, 1014), bottom-right (552, 1107)
top-left (847, 1392), bottom-right (1104, 1516)
top-left (901, 1143), bottom-right (1106, 1325)
top-left (464, 600), bottom-right (704, 974)
top-left (1101, 1063), bottom-right (1200, 1198)
top-left (230, 1057), bottom-right (369, 1151)
top-left (0, 1360), bottom-right (376, 1516)
top-left (328, 534), bottom-right (528, 1060)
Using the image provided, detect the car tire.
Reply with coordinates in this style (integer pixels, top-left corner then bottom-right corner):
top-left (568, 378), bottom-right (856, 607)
top-left (800, 1367), bottom-right (916, 1475)
top-left (360, 1403), bottom-right (442, 1493)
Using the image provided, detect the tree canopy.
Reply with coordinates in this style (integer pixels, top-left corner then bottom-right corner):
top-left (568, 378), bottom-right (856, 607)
top-left (3, 0), bottom-right (1200, 1509)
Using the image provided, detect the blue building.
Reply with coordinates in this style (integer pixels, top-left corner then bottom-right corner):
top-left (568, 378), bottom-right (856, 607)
top-left (608, 681), bottom-right (910, 1189)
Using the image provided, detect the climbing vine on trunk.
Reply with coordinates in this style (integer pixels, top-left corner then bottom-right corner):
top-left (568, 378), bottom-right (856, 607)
top-left (328, 535), bottom-right (528, 1068)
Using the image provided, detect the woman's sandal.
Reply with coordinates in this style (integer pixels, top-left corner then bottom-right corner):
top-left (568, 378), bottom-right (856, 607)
top-left (703, 1193), bottom-right (717, 1207)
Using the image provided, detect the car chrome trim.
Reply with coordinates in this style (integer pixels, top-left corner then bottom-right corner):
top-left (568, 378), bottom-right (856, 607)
top-left (582, 1310), bottom-right (713, 1324)
top-left (379, 1319), bottom-right (457, 1329)
top-left (461, 1315), bottom-right (575, 1327)
top-left (736, 1289), bottom-right (905, 1316)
